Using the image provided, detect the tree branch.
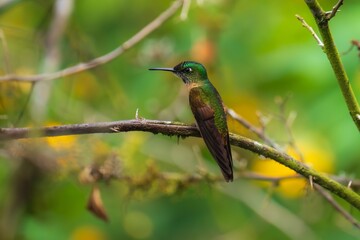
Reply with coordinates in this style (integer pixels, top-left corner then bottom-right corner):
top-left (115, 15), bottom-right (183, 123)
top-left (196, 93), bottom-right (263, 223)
top-left (302, 0), bottom-right (360, 130)
top-left (0, 119), bottom-right (199, 140)
top-left (230, 99), bottom-right (360, 225)
top-left (0, 0), bottom-right (184, 82)
top-left (325, 0), bottom-right (344, 20)
top-left (227, 108), bottom-right (280, 149)
top-left (1, 119), bottom-right (360, 210)
top-left (313, 184), bottom-right (360, 229)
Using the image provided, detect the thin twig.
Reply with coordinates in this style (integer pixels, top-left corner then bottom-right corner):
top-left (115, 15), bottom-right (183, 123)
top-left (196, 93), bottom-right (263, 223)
top-left (116, 170), bottom-right (301, 189)
top-left (239, 172), bottom-right (301, 184)
top-left (227, 108), bottom-right (280, 149)
top-left (309, 175), bottom-right (314, 190)
top-left (256, 111), bottom-right (271, 135)
top-left (1, 118), bottom-right (360, 210)
top-left (341, 40), bottom-right (360, 56)
top-left (325, 0), bottom-right (344, 20)
top-left (275, 96), bottom-right (305, 162)
top-left (0, 0), bottom-right (184, 82)
top-left (220, 183), bottom-right (317, 240)
top-left (15, 84), bottom-right (35, 126)
top-left (180, 0), bottom-right (191, 20)
top-left (295, 14), bottom-right (324, 48)
top-left (314, 184), bottom-right (360, 229)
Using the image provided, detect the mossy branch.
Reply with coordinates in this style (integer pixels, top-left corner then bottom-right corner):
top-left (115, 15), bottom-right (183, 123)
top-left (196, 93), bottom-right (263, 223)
top-left (1, 119), bottom-right (359, 210)
top-left (303, 0), bottom-right (360, 130)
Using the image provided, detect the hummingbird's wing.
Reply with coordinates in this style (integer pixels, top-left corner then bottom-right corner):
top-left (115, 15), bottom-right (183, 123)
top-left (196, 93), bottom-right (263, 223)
top-left (189, 88), bottom-right (233, 182)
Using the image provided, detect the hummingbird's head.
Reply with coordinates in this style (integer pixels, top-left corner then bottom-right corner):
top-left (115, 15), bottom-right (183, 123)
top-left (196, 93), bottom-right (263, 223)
top-left (149, 61), bottom-right (208, 84)
top-left (173, 61), bottom-right (208, 84)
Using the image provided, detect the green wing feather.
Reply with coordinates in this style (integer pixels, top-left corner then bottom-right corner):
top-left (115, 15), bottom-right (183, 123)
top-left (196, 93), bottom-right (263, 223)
top-left (189, 86), bottom-right (233, 182)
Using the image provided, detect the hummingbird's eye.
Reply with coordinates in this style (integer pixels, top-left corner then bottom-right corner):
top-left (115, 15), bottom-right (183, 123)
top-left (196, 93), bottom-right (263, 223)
top-left (184, 67), bottom-right (193, 73)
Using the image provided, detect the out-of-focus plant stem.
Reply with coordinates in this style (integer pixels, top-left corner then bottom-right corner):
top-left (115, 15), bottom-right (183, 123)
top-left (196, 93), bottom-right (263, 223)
top-left (303, 0), bottom-right (360, 130)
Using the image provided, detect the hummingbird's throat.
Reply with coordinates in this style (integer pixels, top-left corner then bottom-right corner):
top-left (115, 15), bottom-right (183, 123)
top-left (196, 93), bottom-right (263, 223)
top-left (186, 82), bottom-right (203, 90)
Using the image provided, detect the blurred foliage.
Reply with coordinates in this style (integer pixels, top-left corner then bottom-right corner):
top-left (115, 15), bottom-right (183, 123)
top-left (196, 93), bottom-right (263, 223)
top-left (0, 0), bottom-right (360, 239)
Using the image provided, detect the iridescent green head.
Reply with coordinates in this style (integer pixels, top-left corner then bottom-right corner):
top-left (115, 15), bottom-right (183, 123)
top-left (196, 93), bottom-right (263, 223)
top-left (149, 61), bottom-right (208, 84)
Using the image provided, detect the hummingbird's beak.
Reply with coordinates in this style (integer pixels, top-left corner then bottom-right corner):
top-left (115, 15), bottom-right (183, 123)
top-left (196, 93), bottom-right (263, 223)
top-left (148, 67), bottom-right (175, 72)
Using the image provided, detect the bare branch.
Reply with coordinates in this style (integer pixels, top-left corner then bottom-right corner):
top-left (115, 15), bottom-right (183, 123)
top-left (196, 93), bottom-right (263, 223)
top-left (275, 96), bottom-right (305, 162)
top-left (227, 108), bottom-right (280, 149)
top-left (0, 119), bottom-right (199, 140)
top-left (0, 0), bottom-right (184, 82)
top-left (238, 172), bottom-right (301, 184)
top-left (1, 118), bottom-right (360, 210)
top-left (314, 184), bottom-right (360, 229)
top-left (325, 0), bottom-right (344, 20)
top-left (180, 0), bottom-right (191, 20)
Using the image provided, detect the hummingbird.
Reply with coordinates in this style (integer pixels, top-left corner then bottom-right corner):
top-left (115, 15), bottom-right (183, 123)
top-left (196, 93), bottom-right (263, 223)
top-left (149, 61), bottom-right (233, 182)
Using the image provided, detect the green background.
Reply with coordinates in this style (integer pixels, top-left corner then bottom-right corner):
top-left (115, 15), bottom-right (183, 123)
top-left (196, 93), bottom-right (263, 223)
top-left (0, 0), bottom-right (359, 239)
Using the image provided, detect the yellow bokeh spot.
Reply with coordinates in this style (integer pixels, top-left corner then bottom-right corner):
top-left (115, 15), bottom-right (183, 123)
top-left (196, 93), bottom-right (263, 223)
top-left (123, 211), bottom-right (153, 239)
top-left (252, 139), bottom-right (334, 198)
top-left (42, 122), bottom-right (79, 171)
top-left (46, 135), bottom-right (78, 171)
top-left (226, 93), bottom-right (261, 137)
top-left (71, 226), bottom-right (106, 240)
top-left (43, 122), bottom-right (77, 150)
top-left (45, 135), bottom-right (77, 151)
